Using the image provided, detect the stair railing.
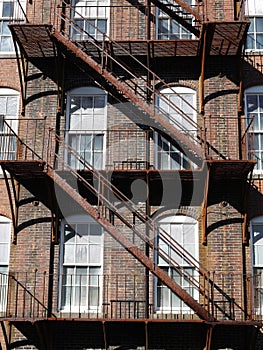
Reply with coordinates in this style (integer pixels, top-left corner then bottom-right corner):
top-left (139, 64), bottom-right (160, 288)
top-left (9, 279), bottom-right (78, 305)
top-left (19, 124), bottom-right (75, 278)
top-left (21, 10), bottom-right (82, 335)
top-left (0, 272), bottom-right (56, 319)
top-left (0, 117), bottom-right (246, 320)
top-left (51, 129), bottom-right (243, 319)
top-left (53, 1), bottom-right (219, 161)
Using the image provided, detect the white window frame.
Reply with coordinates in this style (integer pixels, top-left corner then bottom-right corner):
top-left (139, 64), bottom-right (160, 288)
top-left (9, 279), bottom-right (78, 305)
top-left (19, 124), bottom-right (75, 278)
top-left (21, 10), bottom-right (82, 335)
top-left (0, 0), bottom-right (26, 55)
top-left (156, 0), bottom-right (195, 40)
top-left (155, 86), bottom-right (196, 170)
top-left (59, 214), bottom-right (104, 314)
top-left (244, 86), bottom-right (263, 174)
top-left (155, 215), bottom-right (199, 314)
top-left (72, 0), bottom-right (109, 40)
top-left (0, 88), bottom-right (19, 169)
top-left (65, 87), bottom-right (107, 170)
top-left (246, 16), bottom-right (263, 52)
top-left (0, 215), bottom-right (11, 313)
top-left (245, 0), bottom-right (263, 52)
top-left (250, 217), bottom-right (263, 315)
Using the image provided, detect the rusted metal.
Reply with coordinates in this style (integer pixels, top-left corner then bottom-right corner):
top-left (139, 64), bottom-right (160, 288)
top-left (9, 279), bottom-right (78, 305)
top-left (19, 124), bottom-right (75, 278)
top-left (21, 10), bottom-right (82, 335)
top-left (149, 0), bottom-right (201, 37)
top-left (47, 167), bottom-right (213, 321)
top-left (201, 164), bottom-right (210, 246)
top-left (167, 0), bottom-right (205, 22)
top-left (51, 29), bottom-right (204, 166)
top-left (205, 324), bottom-right (213, 350)
top-left (2, 169), bottom-right (19, 244)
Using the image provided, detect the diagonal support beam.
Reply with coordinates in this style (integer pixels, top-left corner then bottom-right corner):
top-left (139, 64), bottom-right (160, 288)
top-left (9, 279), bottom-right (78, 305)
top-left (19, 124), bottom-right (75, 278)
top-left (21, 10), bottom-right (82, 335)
top-left (51, 30), bottom-right (204, 166)
top-left (47, 167), bottom-right (215, 321)
top-left (165, 0), bottom-right (204, 22)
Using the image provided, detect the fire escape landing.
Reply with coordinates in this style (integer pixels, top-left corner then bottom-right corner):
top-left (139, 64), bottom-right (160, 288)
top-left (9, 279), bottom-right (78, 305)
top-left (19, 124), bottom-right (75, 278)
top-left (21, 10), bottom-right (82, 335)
top-left (0, 2), bottom-right (258, 348)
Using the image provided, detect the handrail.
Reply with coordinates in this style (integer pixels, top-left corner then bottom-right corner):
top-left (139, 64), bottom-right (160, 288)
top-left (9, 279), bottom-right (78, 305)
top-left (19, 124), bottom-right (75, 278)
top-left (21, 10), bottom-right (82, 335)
top-left (53, 2), bottom-right (210, 159)
top-left (0, 272), bottom-right (56, 318)
top-left (0, 120), bottom-right (247, 319)
top-left (51, 130), bottom-right (241, 319)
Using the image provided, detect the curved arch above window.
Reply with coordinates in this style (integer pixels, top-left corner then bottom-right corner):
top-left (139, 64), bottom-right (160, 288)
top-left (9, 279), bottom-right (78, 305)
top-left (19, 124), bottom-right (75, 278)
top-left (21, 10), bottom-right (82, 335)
top-left (67, 86), bottom-right (106, 96)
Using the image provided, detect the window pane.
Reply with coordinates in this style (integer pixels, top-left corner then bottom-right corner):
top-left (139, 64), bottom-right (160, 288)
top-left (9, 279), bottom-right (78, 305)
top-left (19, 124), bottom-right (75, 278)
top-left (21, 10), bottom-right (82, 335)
top-left (247, 95), bottom-right (258, 113)
top-left (256, 18), bottom-right (263, 32)
top-left (257, 34), bottom-right (263, 49)
top-left (0, 245), bottom-right (9, 263)
top-left (94, 134), bottom-right (103, 150)
top-left (97, 19), bottom-right (107, 34)
top-left (75, 244), bottom-right (88, 263)
top-left (89, 244), bottom-right (101, 263)
top-left (6, 96), bottom-right (18, 116)
top-left (2, 21), bottom-right (9, 35)
top-left (2, 2), bottom-right (13, 17)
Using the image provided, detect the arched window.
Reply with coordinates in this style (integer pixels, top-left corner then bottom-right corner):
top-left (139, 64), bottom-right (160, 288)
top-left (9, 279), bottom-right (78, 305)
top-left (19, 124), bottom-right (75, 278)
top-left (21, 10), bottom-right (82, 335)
top-left (59, 215), bottom-right (104, 313)
top-left (66, 87), bottom-right (107, 169)
top-left (156, 215), bottom-right (198, 313)
top-left (244, 86), bottom-right (263, 173)
top-left (0, 215), bottom-right (11, 312)
top-left (155, 86), bottom-right (196, 170)
top-left (0, 88), bottom-right (19, 162)
top-left (250, 217), bottom-right (263, 313)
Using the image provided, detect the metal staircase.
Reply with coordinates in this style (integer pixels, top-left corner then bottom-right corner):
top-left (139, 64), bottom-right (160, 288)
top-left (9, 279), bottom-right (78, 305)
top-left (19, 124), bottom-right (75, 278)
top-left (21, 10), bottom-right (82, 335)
top-left (49, 0), bottom-right (208, 166)
top-left (149, 0), bottom-right (205, 37)
top-left (47, 130), bottom-right (244, 321)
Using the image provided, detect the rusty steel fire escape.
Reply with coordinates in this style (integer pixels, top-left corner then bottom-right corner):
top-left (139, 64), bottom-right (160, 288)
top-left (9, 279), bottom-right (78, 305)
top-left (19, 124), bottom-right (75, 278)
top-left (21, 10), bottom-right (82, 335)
top-left (0, 121), bottom-right (247, 321)
top-left (0, 0), bottom-right (255, 324)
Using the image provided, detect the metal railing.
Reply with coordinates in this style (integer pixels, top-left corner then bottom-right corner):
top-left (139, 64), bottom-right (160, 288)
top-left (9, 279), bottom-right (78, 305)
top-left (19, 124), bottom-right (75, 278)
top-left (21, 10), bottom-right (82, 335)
top-left (52, 1), bottom-right (219, 162)
top-left (52, 1), bottom-right (253, 163)
top-left (53, 129), bottom-right (247, 319)
top-left (0, 272), bottom-right (54, 319)
top-left (0, 119), bottom-right (249, 320)
top-left (25, 0), bottom-right (246, 26)
top-left (0, 271), bottom-right (261, 321)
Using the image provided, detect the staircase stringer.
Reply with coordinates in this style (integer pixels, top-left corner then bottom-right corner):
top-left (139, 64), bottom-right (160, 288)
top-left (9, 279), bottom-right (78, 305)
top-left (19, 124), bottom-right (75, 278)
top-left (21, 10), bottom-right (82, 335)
top-left (51, 30), bottom-right (204, 165)
top-left (46, 167), bottom-right (214, 321)
top-left (168, 0), bottom-right (205, 22)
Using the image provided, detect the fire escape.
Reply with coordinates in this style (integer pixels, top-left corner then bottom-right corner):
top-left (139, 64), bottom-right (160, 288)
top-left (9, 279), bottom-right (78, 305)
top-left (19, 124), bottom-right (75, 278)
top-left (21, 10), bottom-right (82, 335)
top-left (0, 0), bottom-right (259, 349)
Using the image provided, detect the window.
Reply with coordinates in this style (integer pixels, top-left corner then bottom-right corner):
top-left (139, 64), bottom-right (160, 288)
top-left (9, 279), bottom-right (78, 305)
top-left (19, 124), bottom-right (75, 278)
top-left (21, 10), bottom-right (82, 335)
top-left (0, 0), bottom-right (26, 53)
top-left (244, 86), bottom-right (263, 173)
top-left (156, 215), bottom-right (198, 313)
top-left (246, 17), bottom-right (263, 50)
top-left (251, 218), bottom-right (263, 314)
top-left (66, 87), bottom-right (107, 169)
top-left (72, 0), bottom-right (109, 40)
top-left (0, 216), bottom-right (11, 313)
top-left (0, 88), bottom-right (19, 162)
top-left (59, 215), bottom-right (103, 313)
top-left (246, 1), bottom-right (263, 51)
top-left (156, 0), bottom-right (194, 40)
top-left (155, 86), bottom-right (196, 170)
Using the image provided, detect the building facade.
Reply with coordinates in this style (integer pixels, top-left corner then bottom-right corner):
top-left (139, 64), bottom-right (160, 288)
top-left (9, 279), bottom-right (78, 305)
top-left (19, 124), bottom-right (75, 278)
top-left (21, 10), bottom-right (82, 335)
top-left (0, 0), bottom-right (263, 349)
